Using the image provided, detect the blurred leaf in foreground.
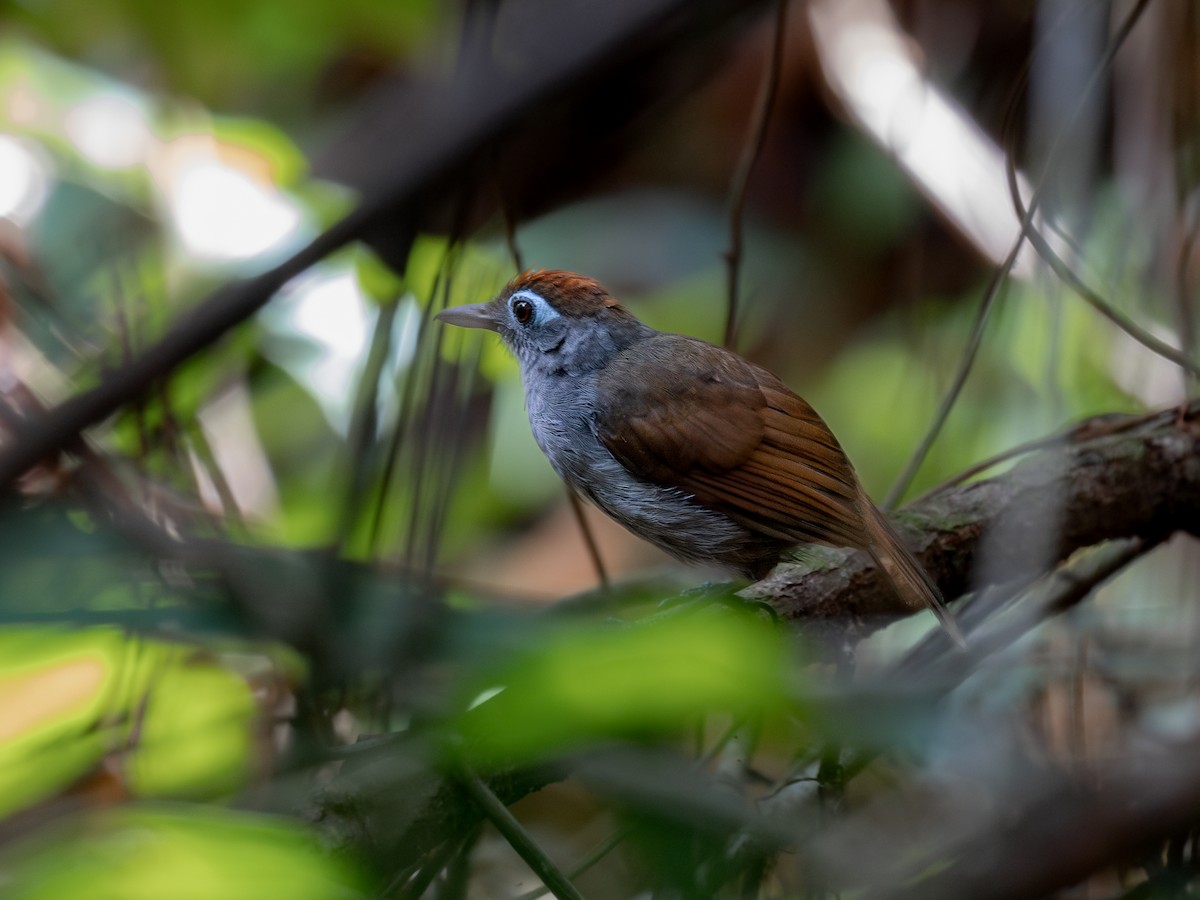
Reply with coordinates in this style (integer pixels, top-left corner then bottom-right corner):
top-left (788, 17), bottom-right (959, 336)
top-left (0, 804), bottom-right (365, 900)
top-left (455, 604), bottom-right (796, 764)
top-left (0, 626), bottom-right (261, 818)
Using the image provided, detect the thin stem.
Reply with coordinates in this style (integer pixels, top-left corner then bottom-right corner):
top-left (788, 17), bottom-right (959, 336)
top-left (565, 489), bottom-right (610, 589)
top-left (456, 766), bottom-right (585, 900)
top-left (426, 337), bottom-right (483, 572)
top-left (841, 537), bottom-right (1156, 786)
top-left (1006, 1), bottom-right (1199, 379)
top-left (494, 174), bottom-right (609, 589)
top-left (512, 718), bottom-right (747, 900)
top-left (339, 295), bottom-right (400, 553)
top-left (0, 0), bottom-right (736, 489)
top-left (386, 836), bottom-right (462, 899)
top-left (910, 406), bottom-right (1167, 503)
top-left (404, 322), bottom-right (449, 570)
top-left (885, 0), bottom-right (1155, 507)
top-left (723, 0), bottom-right (788, 349)
top-left (1021, 220), bottom-right (1200, 379)
top-left (512, 828), bottom-right (629, 900)
top-left (1173, 217), bottom-right (1199, 393)
top-left (495, 152), bottom-right (525, 274)
top-left (883, 262), bottom-right (1011, 509)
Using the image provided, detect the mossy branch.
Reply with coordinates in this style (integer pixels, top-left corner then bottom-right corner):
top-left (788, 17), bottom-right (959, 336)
top-left (744, 403), bottom-right (1200, 644)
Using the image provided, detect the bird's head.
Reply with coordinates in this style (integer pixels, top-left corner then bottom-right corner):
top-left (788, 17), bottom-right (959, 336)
top-left (436, 270), bottom-right (651, 375)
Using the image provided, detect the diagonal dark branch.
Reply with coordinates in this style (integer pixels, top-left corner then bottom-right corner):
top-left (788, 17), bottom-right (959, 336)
top-left (0, 0), bottom-right (767, 490)
top-left (455, 765), bottom-right (585, 900)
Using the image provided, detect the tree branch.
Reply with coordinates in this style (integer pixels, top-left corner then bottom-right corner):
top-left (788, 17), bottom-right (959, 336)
top-left (744, 403), bottom-right (1200, 644)
top-left (0, 0), bottom-right (766, 490)
top-left (311, 404), bottom-right (1200, 874)
top-left (871, 735), bottom-right (1200, 900)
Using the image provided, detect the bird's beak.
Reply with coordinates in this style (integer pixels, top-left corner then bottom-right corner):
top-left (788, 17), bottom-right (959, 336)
top-left (435, 302), bottom-right (500, 332)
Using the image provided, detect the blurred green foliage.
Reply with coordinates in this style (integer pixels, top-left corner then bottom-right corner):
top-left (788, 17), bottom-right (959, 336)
top-left (0, 3), bottom-right (1186, 896)
top-left (456, 605), bottom-right (793, 764)
top-left (7, 0), bottom-right (443, 111)
top-left (0, 626), bottom-right (259, 818)
top-left (0, 804), bottom-right (365, 899)
top-left (812, 273), bottom-right (1139, 498)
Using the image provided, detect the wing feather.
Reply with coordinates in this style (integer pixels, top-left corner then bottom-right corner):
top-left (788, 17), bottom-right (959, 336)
top-left (593, 331), bottom-right (962, 642)
top-left (593, 333), bottom-right (868, 550)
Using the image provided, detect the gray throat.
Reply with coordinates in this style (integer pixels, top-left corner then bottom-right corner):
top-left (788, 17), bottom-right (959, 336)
top-left (519, 338), bottom-right (780, 578)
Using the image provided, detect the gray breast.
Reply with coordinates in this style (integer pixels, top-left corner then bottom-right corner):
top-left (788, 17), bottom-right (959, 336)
top-left (522, 370), bottom-right (781, 577)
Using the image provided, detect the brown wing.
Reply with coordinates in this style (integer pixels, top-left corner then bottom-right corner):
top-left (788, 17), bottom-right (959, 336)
top-left (593, 333), bottom-right (868, 550)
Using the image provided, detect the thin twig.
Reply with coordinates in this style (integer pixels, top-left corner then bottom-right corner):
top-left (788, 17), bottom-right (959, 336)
top-left (885, 0), bottom-right (1154, 507)
top-left (723, 0), bottom-right (788, 349)
top-left (882, 249), bottom-right (1013, 510)
top-left (512, 717), bottom-right (748, 900)
top-left (1173, 216), bottom-right (1199, 393)
top-left (456, 765), bottom-right (585, 900)
top-left (0, 0), bottom-right (759, 490)
top-left (918, 537), bottom-right (1153, 681)
top-left (185, 415), bottom-right (244, 525)
top-left (839, 536), bottom-right (1155, 788)
top-left (383, 834), bottom-right (462, 899)
top-left (368, 262), bottom-right (449, 558)
top-left (339, 294), bottom-right (400, 551)
top-left (494, 174), bottom-right (609, 588)
top-left (910, 407), bottom-right (1165, 503)
top-left (1021, 220), bottom-right (1200, 379)
top-left (512, 827), bottom-right (629, 900)
top-left (432, 821), bottom-right (483, 900)
top-left (883, 33), bottom-right (1039, 511)
top-left (426, 335), bottom-right (483, 573)
top-left (566, 489), bottom-right (610, 589)
top-left (1002, 3), bottom-right (1200, 380)
top-left (405, 250), bottom-right (459, 570)
top-left (881, 67), bottom-right (1028, 509)
top-left (495, 152), bottom-right (525, 274)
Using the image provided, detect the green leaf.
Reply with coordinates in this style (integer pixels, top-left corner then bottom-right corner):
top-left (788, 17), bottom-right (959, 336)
top-left (455, 606), bottom-right (793, 764)
top-left (352, 245), bottom-right (404, 304)
top-left (0, 626), bottom-right (259, 817)
top-left (0, 804), bottom-right (366, 900)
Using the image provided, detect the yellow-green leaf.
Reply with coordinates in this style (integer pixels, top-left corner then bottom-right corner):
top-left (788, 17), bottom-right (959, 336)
top-left (456, 608), bottom-right (791, 763)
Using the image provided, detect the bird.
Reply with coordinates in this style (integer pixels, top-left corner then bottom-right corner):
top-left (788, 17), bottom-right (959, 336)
top-left (437, 270), bottom-right (962, 644)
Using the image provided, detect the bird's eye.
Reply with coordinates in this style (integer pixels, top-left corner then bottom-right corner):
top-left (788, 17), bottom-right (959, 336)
top-left (512, 298), bottom-right (535, 325)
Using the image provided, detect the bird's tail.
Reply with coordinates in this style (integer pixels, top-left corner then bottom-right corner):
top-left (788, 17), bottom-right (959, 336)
top-left (861, 494), bottom-right (965, 648)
